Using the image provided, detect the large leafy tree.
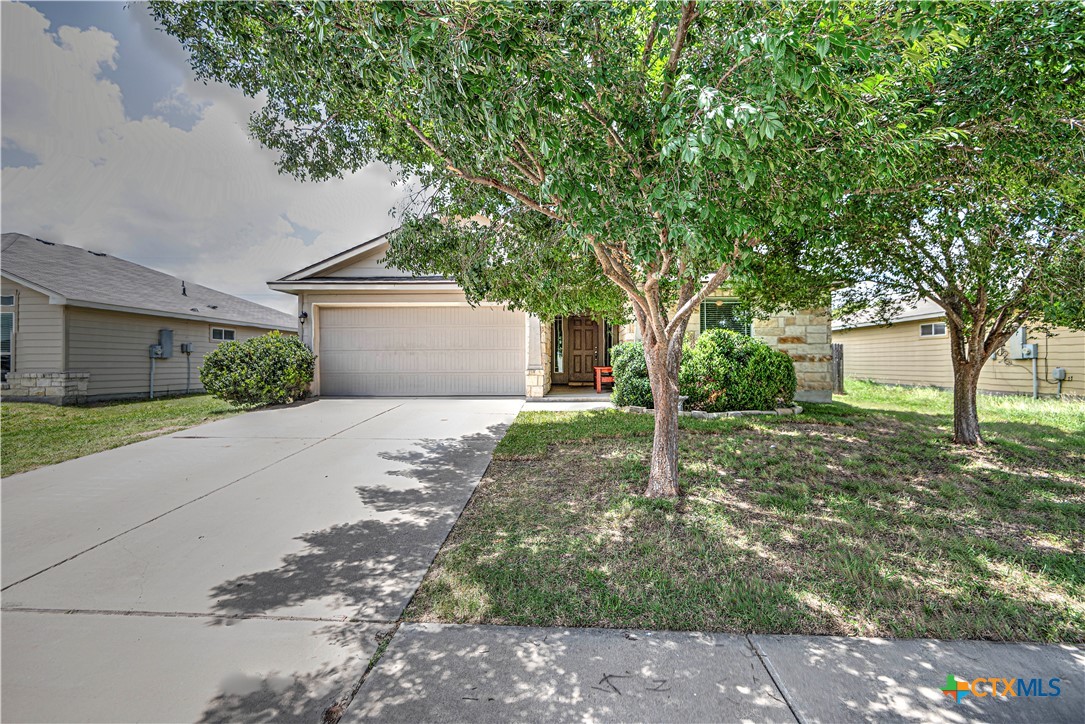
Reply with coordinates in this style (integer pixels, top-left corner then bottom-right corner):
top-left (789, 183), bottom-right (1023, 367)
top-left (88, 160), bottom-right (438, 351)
top-left (740, 1), bottom-right (1085, 446)
top-left (152, 0), bottom-right (975, 496)
top-left (837, 176), bottom-right (1084, 445)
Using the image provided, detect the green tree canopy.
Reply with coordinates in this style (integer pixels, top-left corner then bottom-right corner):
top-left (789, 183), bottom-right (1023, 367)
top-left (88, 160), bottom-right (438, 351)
top-left (150, 0), bottom-right (1030, 494)
top-left (734, 0), bottom-right (1085, 444)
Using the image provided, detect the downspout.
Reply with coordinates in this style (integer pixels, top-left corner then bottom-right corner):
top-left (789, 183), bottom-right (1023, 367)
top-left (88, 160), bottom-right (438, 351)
top-left (1032, 356), bottom-right (1039, 400)
top-left (185, 348), bottom-right (192, 394)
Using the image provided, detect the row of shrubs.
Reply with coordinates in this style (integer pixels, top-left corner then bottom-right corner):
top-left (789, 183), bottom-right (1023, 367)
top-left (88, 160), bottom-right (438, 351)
top-left (611, 329), bottom-right (796, 412)
top-left (198, 328), bottom-right (795, 412)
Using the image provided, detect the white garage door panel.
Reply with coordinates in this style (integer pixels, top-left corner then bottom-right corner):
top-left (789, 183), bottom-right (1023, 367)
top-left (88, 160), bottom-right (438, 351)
top-left (318, 306), bottom-right (526, 396)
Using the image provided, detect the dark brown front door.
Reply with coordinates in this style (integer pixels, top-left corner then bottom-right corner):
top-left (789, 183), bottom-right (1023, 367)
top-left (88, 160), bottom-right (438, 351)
top-left (568, 316), bottom-right (599, 382)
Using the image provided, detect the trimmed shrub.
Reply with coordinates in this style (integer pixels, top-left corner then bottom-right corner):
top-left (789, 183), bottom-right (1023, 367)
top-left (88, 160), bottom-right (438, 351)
top-left (679, 329), bottom-right (796, 412)
top-left (200, 331), bottom-right (315, 407)
top-left (610, 341), bottom-right (654, 408)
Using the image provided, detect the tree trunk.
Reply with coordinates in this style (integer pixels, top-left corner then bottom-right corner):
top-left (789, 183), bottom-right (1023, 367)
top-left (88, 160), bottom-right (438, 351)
top-left (951, 360), bottom-right (982, 445)
top-left (643, 339), bottom-right (683, 497)
top-left (947, 317), bottom-right (984, 446)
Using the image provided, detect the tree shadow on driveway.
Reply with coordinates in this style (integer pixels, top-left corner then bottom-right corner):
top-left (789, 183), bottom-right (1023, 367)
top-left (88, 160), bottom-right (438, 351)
top-left (198, 423), bottom-right (510, 723)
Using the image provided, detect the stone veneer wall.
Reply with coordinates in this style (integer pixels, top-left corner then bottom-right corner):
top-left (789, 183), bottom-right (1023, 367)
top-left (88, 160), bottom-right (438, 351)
top-left (2, 371), bottom-right (90, 405)
top-left (525, 317), bottom-right (552, 398)
top-left (752, 309), bottom-right (832, 403)
top-left (616, 307), bottom-right (833, 403)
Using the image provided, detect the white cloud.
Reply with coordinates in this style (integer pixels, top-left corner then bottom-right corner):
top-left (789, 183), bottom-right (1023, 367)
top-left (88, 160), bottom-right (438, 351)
top-left (1, 2), bottom-right (410, 313)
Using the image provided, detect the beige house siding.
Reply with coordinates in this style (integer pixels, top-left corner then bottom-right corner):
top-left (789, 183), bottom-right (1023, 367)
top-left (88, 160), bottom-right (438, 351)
top-left (321, 243), bottom-right (415, 278)
top-left (835, 320), bottom-right (1085, 398)
top-left (65, 307), bottom-right (276, 400)
top-left (1, 280), bottom-right (65, 372)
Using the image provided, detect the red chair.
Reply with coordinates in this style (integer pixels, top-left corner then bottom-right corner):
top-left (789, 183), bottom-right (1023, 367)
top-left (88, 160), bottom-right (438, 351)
top-left (593, 366), bottom-right (614, 393)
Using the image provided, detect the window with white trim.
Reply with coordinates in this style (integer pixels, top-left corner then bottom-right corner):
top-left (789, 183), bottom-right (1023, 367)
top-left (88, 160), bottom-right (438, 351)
top-left (920, 322), bottom-right (946, 337)
top-left (700, 298), bottom-right (751, 335)
top-left (211, 327), bottom-right (236, 341)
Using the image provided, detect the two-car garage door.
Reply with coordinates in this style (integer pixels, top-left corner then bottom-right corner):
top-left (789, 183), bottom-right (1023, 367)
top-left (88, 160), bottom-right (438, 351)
top-left (317, 306), bottom-right (526, 396)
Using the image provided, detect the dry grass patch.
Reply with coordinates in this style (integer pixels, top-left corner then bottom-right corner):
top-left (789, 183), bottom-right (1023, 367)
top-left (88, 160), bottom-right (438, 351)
top-left (406, 382), bottom-right (1085, 641)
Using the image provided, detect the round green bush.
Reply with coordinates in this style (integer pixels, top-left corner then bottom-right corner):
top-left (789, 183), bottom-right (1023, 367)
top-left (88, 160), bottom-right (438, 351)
top-left (609, 341), bottom-right (655, 408)
top-left (200, 331), bottom-right (315, 407)
top-left (679, 329), bottom-right (796, 412)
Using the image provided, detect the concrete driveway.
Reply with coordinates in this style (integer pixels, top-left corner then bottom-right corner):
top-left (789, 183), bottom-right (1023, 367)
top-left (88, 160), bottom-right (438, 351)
top-left (1, 398), bottom-right (522, 723)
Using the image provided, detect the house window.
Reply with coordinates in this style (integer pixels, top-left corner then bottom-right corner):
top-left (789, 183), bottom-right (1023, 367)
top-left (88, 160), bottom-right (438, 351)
top-left (920, 322), bottom-right (946, 338)
top-left (211, 327), bottom-right (235, 342)
top-left (1, 311), bottom-right (13, 382)
top-left (552, 318), bottom-right (564, 374)
top-left (700, 298), bottom-right (751, 335)
top-left (0, 295), bottom-right (14, 306)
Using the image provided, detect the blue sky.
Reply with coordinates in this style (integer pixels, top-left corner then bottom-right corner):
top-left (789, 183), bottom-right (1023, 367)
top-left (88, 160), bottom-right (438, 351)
top-left (1, 1), bottom-right (409, 312)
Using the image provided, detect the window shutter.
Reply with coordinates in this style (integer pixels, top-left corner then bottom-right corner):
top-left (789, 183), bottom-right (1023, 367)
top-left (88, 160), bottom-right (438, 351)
top-left (699, 300), bottom-right (751, 335)
top-left (1, 312), bottom-right (12, 353)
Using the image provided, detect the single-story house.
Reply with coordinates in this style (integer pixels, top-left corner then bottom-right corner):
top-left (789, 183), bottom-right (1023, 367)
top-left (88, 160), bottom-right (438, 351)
top-left (833, 299), bottom-right (1084, 398)
top-left (268, 231), bottom-right (833, 402)
top-left (1, 233), bottom-right (297, 404)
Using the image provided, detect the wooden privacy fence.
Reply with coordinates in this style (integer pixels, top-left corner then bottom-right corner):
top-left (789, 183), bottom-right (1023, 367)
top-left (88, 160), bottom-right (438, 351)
top-left (831, 343), bottom-right (845, 395)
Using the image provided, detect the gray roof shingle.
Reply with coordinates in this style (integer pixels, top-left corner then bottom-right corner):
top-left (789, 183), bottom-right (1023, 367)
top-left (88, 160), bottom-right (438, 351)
top-left (1, 233), bottom-right (296, 330)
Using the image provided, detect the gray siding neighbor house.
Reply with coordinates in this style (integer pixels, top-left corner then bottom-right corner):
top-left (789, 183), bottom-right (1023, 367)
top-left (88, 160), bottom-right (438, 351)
top-left (1, 233), bottom-right (296, 403)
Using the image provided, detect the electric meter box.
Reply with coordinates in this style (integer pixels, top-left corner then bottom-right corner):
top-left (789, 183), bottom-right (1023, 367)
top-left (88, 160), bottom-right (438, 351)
top-left (1007, 327), bottom-right (1036, 360)
top-left (157, 329), bottom-right (173, 358)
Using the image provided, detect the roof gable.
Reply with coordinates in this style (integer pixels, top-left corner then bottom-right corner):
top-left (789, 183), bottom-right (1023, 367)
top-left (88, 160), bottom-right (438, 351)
top-left (313, 240), bottom-right (417, 279)
top-left (272, 228), bottom-right (455, 289)
top-left (277, 231), bottom-right (395, 281)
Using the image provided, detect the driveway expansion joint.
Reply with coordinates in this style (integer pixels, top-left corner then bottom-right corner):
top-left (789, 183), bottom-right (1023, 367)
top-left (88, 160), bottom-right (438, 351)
top-left (0, 606), bottom-right (399, 625)
top-left (0, 436), bottom-right (330, 592)
top-left (1, 403), bottom-right (408, 594)
top-left (747, 634), bottom-right (807, 724)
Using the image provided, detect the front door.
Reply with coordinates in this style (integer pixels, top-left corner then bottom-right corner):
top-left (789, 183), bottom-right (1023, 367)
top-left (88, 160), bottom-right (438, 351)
top-left (568, 316), bottom-right (599, 383)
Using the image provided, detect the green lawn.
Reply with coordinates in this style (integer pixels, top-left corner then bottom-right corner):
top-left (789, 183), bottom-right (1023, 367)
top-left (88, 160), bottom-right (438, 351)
top-left (1, 395), bottom-right (240, 476)
top-left (406, 381), bottom-right (1085, 642)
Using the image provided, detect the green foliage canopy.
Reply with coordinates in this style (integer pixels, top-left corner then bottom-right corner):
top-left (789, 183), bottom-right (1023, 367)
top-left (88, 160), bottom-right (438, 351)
top-left (150, 0), bottom-right (972, 328)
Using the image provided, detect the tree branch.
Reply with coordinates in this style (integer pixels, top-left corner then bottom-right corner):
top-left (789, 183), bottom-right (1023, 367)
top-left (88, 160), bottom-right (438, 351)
top-left (581, 101), bottom-right (644, 180)
top-left (641, 17), bottom-right (659, 69)
top-left (665, 235), bottom-right (749, 336)
top-left (401, 116), bottom-right (562, 220)
top-left (660, 1), bottom-right (698, 105)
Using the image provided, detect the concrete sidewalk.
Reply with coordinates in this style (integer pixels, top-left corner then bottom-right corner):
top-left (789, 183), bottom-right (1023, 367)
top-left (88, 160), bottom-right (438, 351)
top-left (345, 623), bottom-right (1085, 723)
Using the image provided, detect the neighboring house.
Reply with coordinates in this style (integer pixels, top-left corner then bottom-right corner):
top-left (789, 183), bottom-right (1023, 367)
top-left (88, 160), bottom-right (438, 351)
top-left (268, 231), bottom-right (833, 402)
top-left (1, 233), bottom-right (297, 404)
top-left (833, 299), bottom-right (1084, 398)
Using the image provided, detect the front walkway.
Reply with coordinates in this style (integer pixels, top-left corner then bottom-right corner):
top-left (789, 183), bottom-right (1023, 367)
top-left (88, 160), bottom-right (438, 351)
top-left (346, 623), bottom-right (1084, 723)
top-left (544, 384), bottom-right (614, 401)
top-left (527, 384), bottom-right (615, 411)
top-left (1, 398), bottom-right (523, 723)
